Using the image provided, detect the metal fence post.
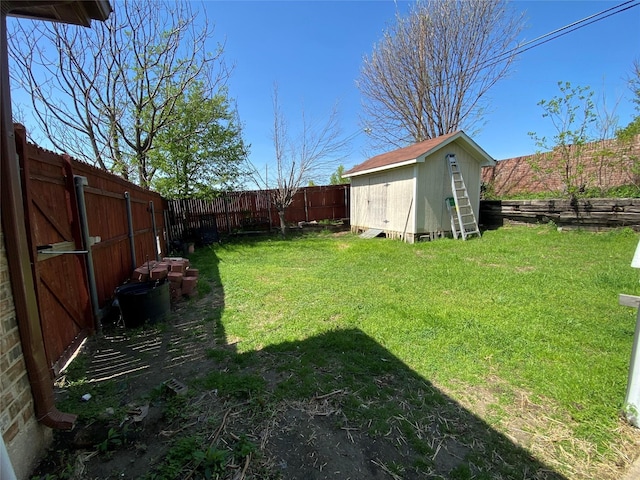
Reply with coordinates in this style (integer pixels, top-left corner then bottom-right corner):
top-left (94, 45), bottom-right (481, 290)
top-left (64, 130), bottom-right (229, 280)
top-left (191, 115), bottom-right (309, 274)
top-left (619, 239), bottom-right (640, 427)
top-left (619, 294), bottom-right (640, 427)
top-left (74, 175), bottom-right (101, 330)
top-left (124, 191), bottom-right (136, 268)
top-left (149, 200), bottom-right (160, 261)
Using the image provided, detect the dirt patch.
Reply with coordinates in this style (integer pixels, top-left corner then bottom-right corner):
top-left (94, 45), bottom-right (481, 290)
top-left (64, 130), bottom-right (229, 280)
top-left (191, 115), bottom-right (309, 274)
top-left (265, 406), bottom-right (407, 479)
top-left (35, 289), bottom-right (435, 479)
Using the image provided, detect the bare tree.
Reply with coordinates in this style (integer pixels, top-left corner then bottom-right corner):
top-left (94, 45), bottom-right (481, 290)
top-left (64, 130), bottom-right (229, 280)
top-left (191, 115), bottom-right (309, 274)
top-left (9, 0), bottom-right (229, 188)
top-left (618, 59), bottom-right (640, 140)
top-left (250, 86), bottom-right (349, 237)
top-left (358, 0), bottom-right (523, 150)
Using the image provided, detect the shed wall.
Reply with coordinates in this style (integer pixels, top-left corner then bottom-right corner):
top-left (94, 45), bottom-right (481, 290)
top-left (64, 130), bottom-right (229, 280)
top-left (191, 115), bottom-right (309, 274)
top-left (350, 167), bottom-right (415, 236)
top-left (416, 143), bottom-right (482, 234)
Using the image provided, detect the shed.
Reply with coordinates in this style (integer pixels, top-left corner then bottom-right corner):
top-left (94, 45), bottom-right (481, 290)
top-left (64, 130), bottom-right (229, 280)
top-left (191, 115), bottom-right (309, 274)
top-left (343, 131), bottom-right (495, 243)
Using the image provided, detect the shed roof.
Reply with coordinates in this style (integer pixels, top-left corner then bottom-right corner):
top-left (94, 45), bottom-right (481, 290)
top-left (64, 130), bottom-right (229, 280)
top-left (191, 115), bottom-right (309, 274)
top-left (344, 130), bottom-right (495, 177)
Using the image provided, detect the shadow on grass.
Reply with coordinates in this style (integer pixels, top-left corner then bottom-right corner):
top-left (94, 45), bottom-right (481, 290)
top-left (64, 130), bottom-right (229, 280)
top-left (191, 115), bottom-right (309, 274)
top-left (45, 241), bottom-right (567, 480)
top-left (204, 328), bottom-right (566, 479)
top-left (190, 241), bottom-right (567, 479)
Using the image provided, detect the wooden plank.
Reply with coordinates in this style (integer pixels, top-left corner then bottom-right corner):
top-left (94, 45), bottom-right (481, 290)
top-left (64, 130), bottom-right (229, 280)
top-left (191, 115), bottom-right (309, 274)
top-left (36, 241), bottom-right (80, 261)
top-left (29, 174), bottom-right (66, 186)
top-left (91, 233), bottom-right (129, 249)
top-left (32, 194), bottom-right (71, 241)
top-left (84, 185), bottom-right (126, 200)
top-left (40, 262), bottom-right (88, 331)
top-left (620, 294), bottom-right (640, 308)
top-left (360, 228), bottom-right (384, 239)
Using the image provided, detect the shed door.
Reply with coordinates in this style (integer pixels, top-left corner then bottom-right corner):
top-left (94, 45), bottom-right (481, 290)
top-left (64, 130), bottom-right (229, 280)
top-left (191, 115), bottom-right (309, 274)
top-left (367, 174), bottom-right (389, 229)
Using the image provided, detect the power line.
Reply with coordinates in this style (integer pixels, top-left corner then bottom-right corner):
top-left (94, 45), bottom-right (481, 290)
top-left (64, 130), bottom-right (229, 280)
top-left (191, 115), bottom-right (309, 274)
top-left (365, 1), bottom-right (639, 140)
top-left (495, 0), bottom-right (638, 65)
top-left (477, 0), bottom-right (639, 74)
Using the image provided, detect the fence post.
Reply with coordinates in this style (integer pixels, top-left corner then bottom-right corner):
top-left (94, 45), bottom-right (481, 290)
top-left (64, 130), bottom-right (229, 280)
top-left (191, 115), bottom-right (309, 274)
top-left (74, 175), bottom-right (101, 330)
top-left (124, 192), bottom-right (136, 268)
top-left (619, 294), bottom-right (640, 427)
top-left (163, 208), bottom-right (172, 253)
top-left (344, 185), bottom-right (349, 220)
top-left (223, 193), bottom-right (232, 234)
top-left (266, 190), bottom-right (273, 230)
top-left (149, 200), bottom-right (160, 261)
top-left (619, 240), bottom-right (640, 428)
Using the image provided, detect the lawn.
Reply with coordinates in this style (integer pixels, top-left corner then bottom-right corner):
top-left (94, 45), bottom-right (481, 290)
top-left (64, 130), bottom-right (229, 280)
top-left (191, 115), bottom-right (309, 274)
top-left (191, 224), bottom-right (640, 478)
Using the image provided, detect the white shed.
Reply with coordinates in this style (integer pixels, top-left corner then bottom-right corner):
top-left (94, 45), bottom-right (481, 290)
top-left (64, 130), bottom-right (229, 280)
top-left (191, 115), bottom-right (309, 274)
top-left (343, 131), bottom-right (495, 243)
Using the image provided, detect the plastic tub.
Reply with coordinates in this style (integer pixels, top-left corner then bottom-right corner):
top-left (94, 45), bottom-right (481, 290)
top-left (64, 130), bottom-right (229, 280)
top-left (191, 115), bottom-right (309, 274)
top-left (115, 280), bottom-right (170, 328)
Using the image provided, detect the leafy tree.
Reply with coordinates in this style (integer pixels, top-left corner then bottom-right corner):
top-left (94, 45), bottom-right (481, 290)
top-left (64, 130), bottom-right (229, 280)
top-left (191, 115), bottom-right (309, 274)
top-left (329, 165), bottom-right (350, 185)
top-left (617, 60), bottom-right (640, 141)
top-left (528, 82), bottom-right (599, 199)
top-left (358, 0), bottom-right (523, 150)
top-left (9, 0), bottom-right (228, 188)
top-left (616, 60), bottom-right (640, 187)
top-left (149, 83), bottom-right (248, 199)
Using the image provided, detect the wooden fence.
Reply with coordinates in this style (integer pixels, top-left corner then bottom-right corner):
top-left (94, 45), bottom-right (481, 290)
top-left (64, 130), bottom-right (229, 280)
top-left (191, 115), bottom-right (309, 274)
top-left (166, 185), bottom-right (349, 246)
top-left (73, 162), bottom-right (167, 306)
top-left (16, 125), bottom-right (166, 373)
top-left (480, 198), bottom-right (640, 231)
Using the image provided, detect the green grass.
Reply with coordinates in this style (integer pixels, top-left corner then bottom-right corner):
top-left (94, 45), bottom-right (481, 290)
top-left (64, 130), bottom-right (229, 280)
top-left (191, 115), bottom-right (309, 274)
top-left (191, 225), bottom-right (639, 471)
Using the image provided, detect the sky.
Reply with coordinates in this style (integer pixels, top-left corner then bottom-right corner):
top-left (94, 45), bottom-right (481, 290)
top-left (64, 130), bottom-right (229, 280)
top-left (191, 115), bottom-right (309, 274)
top-left (201, 0), bottom-right (640, 178)
top-left (8, 0), bottom-right (640, 184)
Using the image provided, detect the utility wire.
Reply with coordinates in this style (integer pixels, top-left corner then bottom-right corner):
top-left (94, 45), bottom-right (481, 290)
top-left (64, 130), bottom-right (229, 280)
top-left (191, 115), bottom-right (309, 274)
top-left (488, 0), bottom-right (639, 67)
top-left (397, 0), bottom-right (640, 113)
top-left (366, 0), bottom-right (639, 141)
top-left (470, 0), bottom-right (640, 77)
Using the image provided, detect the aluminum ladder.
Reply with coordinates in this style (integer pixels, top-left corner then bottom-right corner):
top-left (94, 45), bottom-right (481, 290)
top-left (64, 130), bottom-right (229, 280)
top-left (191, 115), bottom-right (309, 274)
top-left (446, 153), bottom-right (481, 240)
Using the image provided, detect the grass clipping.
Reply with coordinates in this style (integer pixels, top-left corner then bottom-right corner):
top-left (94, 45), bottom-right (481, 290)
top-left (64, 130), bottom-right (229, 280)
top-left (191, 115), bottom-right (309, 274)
top-left (443, 375), bottom-right (640, 480)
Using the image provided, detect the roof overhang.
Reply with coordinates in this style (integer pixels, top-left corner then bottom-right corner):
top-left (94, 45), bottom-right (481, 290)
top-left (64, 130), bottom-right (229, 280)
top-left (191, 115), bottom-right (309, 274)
top-left (345, 156), bottom-right (425, 177)
top-left (344, 131), bottom-right (496, 178)
top-left (2, 0), bottom-right (112, 27)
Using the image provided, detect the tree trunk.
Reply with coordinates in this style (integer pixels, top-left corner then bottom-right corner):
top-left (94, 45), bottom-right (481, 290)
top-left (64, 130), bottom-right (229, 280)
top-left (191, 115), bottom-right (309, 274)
top-left (277, 209), bottom-right (287, 238)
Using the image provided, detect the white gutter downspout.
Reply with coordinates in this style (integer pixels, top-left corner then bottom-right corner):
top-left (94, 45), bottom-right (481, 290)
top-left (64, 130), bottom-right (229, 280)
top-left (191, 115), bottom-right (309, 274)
top-left (1, 434), bottom-right (17, 480)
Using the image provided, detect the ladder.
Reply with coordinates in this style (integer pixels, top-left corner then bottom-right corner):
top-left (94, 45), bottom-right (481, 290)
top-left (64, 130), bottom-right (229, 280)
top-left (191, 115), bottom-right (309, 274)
top-left (446, 153), bottom-right (481, 240)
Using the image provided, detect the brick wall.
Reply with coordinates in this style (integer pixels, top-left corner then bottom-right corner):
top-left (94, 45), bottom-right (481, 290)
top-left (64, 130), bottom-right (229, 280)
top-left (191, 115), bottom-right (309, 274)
top-left (482, 136), bottom-right (640, 197)
top-left (1, 223), bottom-right (50, 479)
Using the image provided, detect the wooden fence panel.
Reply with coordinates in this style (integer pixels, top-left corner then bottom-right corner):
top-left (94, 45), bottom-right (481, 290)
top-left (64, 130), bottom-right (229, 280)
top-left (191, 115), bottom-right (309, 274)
top-left (166, 185), bottom-right (349, 243)
top-left (16, 125), bottom-right (167, 374)
top-left (305, 185), bottom-right (349, 221)
top-left (17, 128), bottom-right (93, 375)
top-left (71, 161), bottom-right (167, 306)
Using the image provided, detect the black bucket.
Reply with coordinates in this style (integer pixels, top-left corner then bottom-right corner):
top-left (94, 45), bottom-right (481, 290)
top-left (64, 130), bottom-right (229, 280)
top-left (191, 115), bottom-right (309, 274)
top-left (115, 280), bottom-right (170, 328)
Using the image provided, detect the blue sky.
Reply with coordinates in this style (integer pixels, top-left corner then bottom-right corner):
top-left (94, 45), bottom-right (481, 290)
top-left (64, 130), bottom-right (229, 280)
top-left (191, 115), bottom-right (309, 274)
top-left (9, 0), bottom-right (640, 184)
top-left (203, 0), bottom-right (639, 180)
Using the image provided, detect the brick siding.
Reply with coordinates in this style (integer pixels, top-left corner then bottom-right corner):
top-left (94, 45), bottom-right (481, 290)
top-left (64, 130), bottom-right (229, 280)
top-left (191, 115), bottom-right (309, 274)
top-left (1, 222), bottom-right (49, 476)
top-left (481, 136), bottom-right (640, 197)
